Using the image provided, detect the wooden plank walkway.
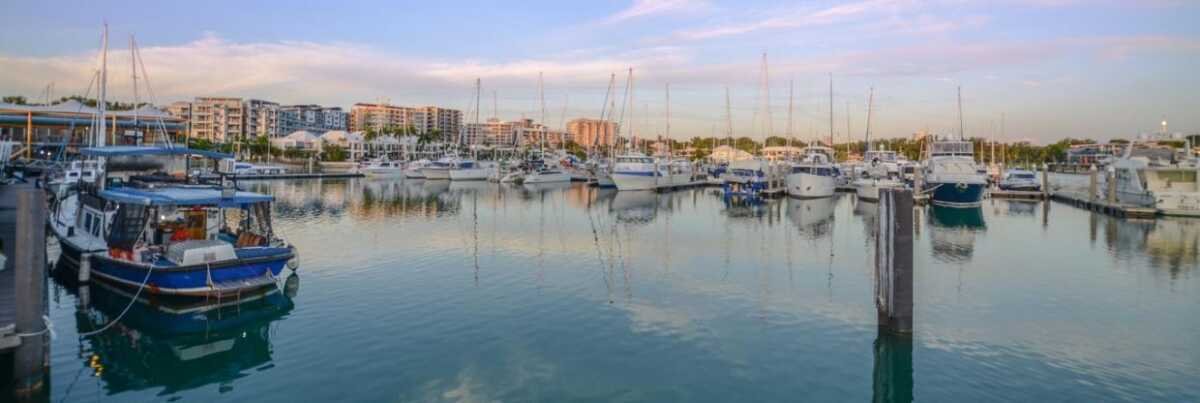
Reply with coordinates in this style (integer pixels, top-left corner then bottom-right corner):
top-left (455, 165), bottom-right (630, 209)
top-left (990, 190), bottom-right (1047, 200)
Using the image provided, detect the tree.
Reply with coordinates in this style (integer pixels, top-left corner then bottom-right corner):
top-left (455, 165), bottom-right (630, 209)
top-left (323, 144), bottom-right (347, 162)
top-left (764, 136), bottom-right (791, 147)
top-left (2, 96), bottom-right (27, 105)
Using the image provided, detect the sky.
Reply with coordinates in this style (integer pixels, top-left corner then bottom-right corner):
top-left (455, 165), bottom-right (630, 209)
top-left (1, 0), bottom-right (1198, 144)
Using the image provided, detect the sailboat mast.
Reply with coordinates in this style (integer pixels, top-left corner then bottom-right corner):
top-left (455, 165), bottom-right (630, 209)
top-left (828, 73), bottom-right (833, 149)
top-left (474, 78), bottom-right (480, 157)
top-left (130, 35), bottom-right (139, 143)
top-left (665, 82), bottom-right (671, 155)
top-left (538, 72), bottom-right (545, 156)
top-left (629, 68), bottom-right (635, 152)
top-left (787, 80), bottom-right (794, 146)
top-left (865, 87), bottom-right (874, 151)
top-left (97, 24), bottom-right (108, 148)
top-left (958, 85), bottom-right (965, 140)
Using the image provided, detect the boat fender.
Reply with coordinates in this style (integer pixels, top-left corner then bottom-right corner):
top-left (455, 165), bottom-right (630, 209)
top-left (956, 182), bottom-right (968, 191)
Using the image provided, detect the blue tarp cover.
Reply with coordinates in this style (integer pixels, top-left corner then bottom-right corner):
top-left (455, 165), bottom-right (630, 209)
top-left (81, 146), bottom-right (232, 160)
top-left (100, 186), bottom-right (273, 207)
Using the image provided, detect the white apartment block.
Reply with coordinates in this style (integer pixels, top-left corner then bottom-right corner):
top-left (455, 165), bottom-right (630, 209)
top-left (245, 99), bottom-right (280, 138)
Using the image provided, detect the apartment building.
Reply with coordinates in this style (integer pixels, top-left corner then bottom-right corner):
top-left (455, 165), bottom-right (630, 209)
top-left (280, 104), bottom-right (347, 134)
top-left (185, 97), bottom-right (244, 142)
top-left (349, 103), bottom-right (461, 136)
top-left (567, 118), bottom-right (618, 149)
top-left (245, 99), bottom-right (280, 138)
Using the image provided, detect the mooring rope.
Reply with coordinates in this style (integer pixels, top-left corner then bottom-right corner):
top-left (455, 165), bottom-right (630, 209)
top-left (14, 315), bottom-right (56, 340)
top-left (78, 264), bottom-right (155, 337)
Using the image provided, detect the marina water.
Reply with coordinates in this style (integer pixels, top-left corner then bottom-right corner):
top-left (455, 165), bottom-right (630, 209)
top-left (45, 179), bottom-right (1199, 402)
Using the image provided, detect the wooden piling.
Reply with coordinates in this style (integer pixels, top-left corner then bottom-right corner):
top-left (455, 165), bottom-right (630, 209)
top-left (1041, 163), bottom-right (1050, 198)
top-left (872, 329), bottom-right (914, 403)
top-left (13, 188), bottom-right (47, 394)
top-left (876, 188), bottom-right (913, 334)
top-left (1088, 164), bottom-right (1098, 202)
top-left (1106, 167), bottom-right (1117, 205)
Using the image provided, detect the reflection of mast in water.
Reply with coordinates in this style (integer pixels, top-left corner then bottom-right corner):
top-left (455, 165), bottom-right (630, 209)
top-left (585, 189), bottom-right (615, 303)
top-left (472, 189), bottom-right (479, 287)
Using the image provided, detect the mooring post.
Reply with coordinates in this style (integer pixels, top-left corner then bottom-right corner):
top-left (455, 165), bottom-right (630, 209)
top-left (1106, 166), bottom-right (1117, 205)
top-left (1088, 164), bottom-right (1098, 202)
top-left (1041, 163), bottom-right (1050, 199)
top-left (876, 188), bottom-right (913, 334)
top-left (13, 187), bottom-right (47, 394)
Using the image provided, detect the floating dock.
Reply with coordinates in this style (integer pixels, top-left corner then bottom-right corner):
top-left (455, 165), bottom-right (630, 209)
top-left (1050, 191), bottom-right (1157, 218)
top-left (990, 190), bottom-right (1048, 200)
top-left (201, 172), bottom-right (364, 181)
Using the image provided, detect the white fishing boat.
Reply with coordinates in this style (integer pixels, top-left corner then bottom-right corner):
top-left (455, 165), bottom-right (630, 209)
top-left (1106, 145), bottom-right (1200, 216)
top-left (404, 159), bottom-right (432, 179)
top-left (786, 146), bottom-right (838, 199)
top-left (355, 157), bottom-right (405, 177)
top-left (523, 165), bottom-right (571, 184)
top-left (721, 158), bottom-right (772, 197)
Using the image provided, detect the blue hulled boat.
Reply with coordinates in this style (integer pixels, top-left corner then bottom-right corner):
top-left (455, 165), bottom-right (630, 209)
top-left (922, 138), bottom-right (988, 208)
top-left (50, 146), bottom-right (297, 297)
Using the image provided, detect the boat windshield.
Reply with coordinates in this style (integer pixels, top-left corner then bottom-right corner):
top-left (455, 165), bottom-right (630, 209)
top-left (931, 141), bottom-right (973, 157)
top-left (617, 157), bottom-right (654, 164)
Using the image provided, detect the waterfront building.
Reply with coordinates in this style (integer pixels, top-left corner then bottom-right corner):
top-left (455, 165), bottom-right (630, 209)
top-left (280, 104), bottom-right (347, 134)
top-left (708, 145), bottom-right (754, 162)
top-left (270, 130), bottom-right (321, 151)
top-left (0, 100), bottom-right (185, 152)
top-left (320, 130), bottom-right (366, 160)
top-left (186, 97), bottom-right (244, 143)
top-left (762, 145), bottom-right (805, 161)
top-left (567, 118), bottom-right (618, 149)
top-left (245, 99), bottom-right (280, 139)
top-left (348, 103), bottom-right (461, 137)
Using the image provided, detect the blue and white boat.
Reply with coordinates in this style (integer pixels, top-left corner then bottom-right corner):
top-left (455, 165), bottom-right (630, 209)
top-left (786, 146), bottom-right (839, 199)
top-left (722, 159), bottom-right (772, 198)
top-left (922, 138), bottom-right (988, 207)
top-left (610, 152), bottom-right (694, 191)
top-left (50, 146), bottom-right (297, 297)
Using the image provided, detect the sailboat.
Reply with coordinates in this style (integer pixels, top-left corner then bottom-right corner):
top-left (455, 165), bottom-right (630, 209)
top-left (853, 87), bottom-right (905, 202)
top-left (922, 87), bottom-right (988, 207)
top-left (523, 72), bottom-right (571, 184)
top-left (450, 79), bottom-right (498, 181)
top-left (611, 74), bottom-right (693, 191)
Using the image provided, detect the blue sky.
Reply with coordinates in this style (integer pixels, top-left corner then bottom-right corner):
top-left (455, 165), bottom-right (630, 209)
top-left (2, 0), bottom-right (1198, 143)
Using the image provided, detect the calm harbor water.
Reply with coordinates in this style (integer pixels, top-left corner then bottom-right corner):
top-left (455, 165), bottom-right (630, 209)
top-left (43, 179), bottom-right (1199, 402)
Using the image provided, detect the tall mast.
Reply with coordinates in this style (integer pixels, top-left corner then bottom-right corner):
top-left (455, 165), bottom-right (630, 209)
top-left (787, 79), bottom-right (794, 146)
top-left (629, 68), bottom-right (635, 152)
top-left (828, 73), bottom-right (833, 149)
top-left (474, 78), bottom-right (480, 157)
top-left (865, 87), bottom-right (875, 151)
top-left (957, 85), bottom-right (965, 140)
top-left (130, 34), bottom-right (139, 142)
top-left (758, 52), bottom-right (772, 141)
top-left (538, 72), bottom-right (545, 155)
top-left (97, 24), bottom-right (109, 148)
top-left (846, 101), bottom-right (852, 151)
top-left (724, 86), bottom-right (733, 142)
top-left (665, 82), bottom-right (671, 154)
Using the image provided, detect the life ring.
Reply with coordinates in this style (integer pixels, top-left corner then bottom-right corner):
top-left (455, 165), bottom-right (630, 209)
top-left (955, 182), bottom-right (968, 191)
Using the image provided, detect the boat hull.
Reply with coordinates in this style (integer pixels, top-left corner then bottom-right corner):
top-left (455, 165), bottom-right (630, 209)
top-left (449, 167), bottom-right (491, 181)
top-left (403, 168), bottom-right (426, 179)
top-left (523, 172), bottom-right (571, 184)
top-left (360, 168), bottom-right (405, 177)
top-left (786, 172), bottom-right (836, 198)
top-left (421, 167), bottom-right (451, 180)
top-left (58, 241), bottom-right (293, 297)
top-left (612, 172), bottom-right (691, 191)
top-left (926, 181), bottom-right (986, 207)
top-left (855, 178), bottom-right (904, 202)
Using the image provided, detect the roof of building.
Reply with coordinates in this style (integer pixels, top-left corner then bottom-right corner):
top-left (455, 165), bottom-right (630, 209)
top-left (320, 130), bottom-right (363, 143)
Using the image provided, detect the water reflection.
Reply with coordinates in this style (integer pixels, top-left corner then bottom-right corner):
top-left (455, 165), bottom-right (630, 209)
top-left (786, 196), bottom-right (837, 239)
top-left (610, 191), bottom-right (660, 225)
top-left (1103, 216), bottom-right (1199, 278)
top-left (872, 330), bottom-right (914, 403)
top-left (927, 206), bottom-right (986, 263)
top-left (52, 264), bottom-right (296, 398)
